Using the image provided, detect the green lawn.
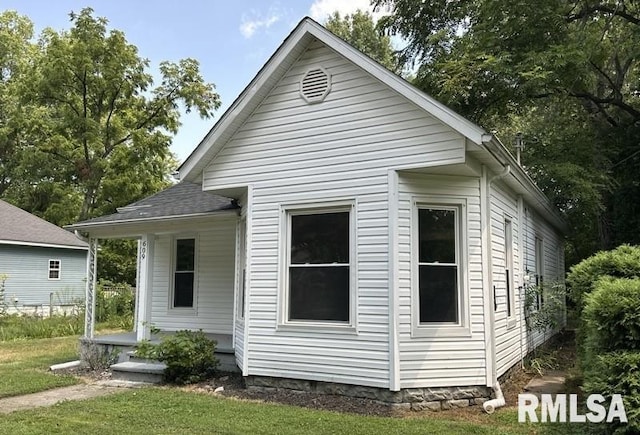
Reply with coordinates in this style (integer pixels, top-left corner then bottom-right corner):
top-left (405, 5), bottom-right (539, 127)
top-left (0, 388), bottom-right (537, 435)
top-left (0, 335), bottom-right (592, 434)
top-left (0, 336), bottom-right (80, 398)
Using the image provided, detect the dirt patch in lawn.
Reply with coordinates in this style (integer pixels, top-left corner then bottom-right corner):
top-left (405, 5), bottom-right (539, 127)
top-left (184, 374), bottom-right (396, 416)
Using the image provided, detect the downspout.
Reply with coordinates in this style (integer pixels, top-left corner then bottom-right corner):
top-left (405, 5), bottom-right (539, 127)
top-left (482, 164), bottom-right (511, 414)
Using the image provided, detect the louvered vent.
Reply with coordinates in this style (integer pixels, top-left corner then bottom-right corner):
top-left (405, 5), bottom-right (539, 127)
top-left (300, 67), bottom-right (331, 103)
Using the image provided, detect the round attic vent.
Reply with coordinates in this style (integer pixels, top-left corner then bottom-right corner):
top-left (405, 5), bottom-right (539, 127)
top-left (300, 67), bottom-right (331, 103)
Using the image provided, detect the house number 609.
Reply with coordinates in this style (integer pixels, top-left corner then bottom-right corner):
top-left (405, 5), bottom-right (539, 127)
top-left (141, 241), bottom-right (147, 260)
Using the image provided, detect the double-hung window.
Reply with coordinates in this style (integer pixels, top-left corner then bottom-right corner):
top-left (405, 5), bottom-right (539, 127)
top-left (534, 236), bottom-right (544, 309)
top-left (284, 204), bottom-right (353, 325)
top-left (505, 219), bottom-right (515, 319)
top-left (413, 200), bottom-right (468, 336)
top-left (173, 238), bottom-right (196, 309)
top-left (48, 260), bottom-right (61, 280)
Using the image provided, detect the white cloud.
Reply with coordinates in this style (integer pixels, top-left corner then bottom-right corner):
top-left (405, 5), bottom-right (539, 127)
top-left (308, 0), bottom-right (390, 23)
top-left (239, 9), bottom-right (281, 39)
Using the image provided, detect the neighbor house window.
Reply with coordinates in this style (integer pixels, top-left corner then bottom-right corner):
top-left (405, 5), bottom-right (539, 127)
top-left (286, 206), bottom-right (352, 323)
top-left (173, 238), bottom-right (196, 308)
top-left (48, 260), bottom-right (61, 280)
top-left (417, 205), bottom-right (461, 324)
top-left (505, 219), bottom-right (515, 318)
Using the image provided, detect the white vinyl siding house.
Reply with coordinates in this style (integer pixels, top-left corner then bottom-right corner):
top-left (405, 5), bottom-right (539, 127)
top-left (150, 217), bottom-right (236, 334)
top-left (69, 17), bottom-right (567, 403)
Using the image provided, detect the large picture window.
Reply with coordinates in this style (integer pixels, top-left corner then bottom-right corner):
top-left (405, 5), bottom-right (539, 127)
top-left (173, 238), bottom-right (195, 308)
top-left (417, 205), bottom-right (460, 324)
top-left (286, 208), bottom-right (351, 323)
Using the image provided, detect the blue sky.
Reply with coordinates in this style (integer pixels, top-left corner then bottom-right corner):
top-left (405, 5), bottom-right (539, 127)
top-left (3, 0), bottom-right (388, 163)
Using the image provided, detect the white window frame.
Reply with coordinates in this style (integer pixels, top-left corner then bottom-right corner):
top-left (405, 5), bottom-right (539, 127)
top-left (534, 235), bottom-right (544, 310)
top-left (48, 259), bottom-right (61, 280)
top-left (236, 217), bottom-right (247, 321)
top-left (278, 200), bottom-right (357, 332)
top-left (505, 218), bottom-right (516, 329)
top-left (169, 235), bottom-right (198, 313)
top-left (411, 197), bottom-right (470, 337)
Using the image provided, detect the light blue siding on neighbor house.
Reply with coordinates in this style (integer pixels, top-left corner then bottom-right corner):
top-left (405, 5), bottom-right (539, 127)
top-left (0, 244), bottom-right (87, 309)
top-left (0, 199), bottom-right (88, 312)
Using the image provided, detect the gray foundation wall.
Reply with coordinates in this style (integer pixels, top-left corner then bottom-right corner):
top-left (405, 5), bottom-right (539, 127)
top-left (245, 376), bottom-right (493, 411)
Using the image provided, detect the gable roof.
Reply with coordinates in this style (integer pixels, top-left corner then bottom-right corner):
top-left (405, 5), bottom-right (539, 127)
top-left (67, 182), bottom-right (238, 231)
top-left (0, 200), bottom-right (87, 250)
top-left (179, 17), bottom-right (486, 183)
top-left (178, 16), bottom-right (567, 233)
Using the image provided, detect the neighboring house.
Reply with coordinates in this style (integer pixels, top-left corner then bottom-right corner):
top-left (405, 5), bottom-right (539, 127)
top-left (0, 200), bottom-right (88, 315)
top-left (68, 18), bottom-right (566, 408)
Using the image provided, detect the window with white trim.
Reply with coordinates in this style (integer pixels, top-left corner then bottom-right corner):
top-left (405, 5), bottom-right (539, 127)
top-left (48, 259), bottom-right (61, 280)
top-left (535, 236), bottom-right (544, 310)
top-left (173, 238), bottom-right (196, 308)
top-left (505, 219), bottom-right (515, 318)
top-left (285, 206), bottom-right (353, 324)
top-left (417, 206), bottom-right (462, 324)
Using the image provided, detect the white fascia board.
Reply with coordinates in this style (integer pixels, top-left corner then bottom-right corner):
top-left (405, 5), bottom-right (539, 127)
top-left (66, 210), bottom-right (239, 233)
top-left (0, 239), bottom-right (88, 251)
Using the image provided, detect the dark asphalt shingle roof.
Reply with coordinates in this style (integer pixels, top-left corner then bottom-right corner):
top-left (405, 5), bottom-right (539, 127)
top-left (0, 200), bottom-right (88, 248)
top-left (69, 182), bottom-right (238, 227)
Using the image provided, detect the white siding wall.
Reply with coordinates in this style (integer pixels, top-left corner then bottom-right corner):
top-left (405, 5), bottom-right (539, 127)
top-left (489, 183), bottom-right (525, 376)
top-left (397, 172), bottom-right (486, 388)
top-left (491, 181), bottom-right (565, 376)
top-left (202, 40), bottom-right (466, 388)
top-left (150, 217), bottom-right (236, 333)
top-left (520, 206), bottom-right (566, 352)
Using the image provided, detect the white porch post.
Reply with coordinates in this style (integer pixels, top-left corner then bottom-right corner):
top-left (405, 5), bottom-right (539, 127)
top-left (84, 238), bottom-right (98, 339)
top-left (136, 234), bottom-right (155, 341)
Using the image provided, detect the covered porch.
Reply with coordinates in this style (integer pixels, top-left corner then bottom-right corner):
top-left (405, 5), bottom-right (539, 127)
top-left (67, 182), bottom-right (244, 371)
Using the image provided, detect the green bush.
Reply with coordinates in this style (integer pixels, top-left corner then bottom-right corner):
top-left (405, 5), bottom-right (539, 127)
top-left (567, 244), bottom-right (640, 310)
top-left (582, 351), bottom-right (640, 435)
top-left (137, 330), bottom-right (218, 385)
top-left (95, 280), bottom-right (134, 329)
top-left (583, 278), bottom-right (640, 353)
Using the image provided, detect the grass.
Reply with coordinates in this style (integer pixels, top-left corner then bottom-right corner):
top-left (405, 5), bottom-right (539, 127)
top-left (0, 336), bottom-right (80, 398)
top-left (0, 330), bottom-right (593, 434)
top-left (0, 314), bottom-right (83, 340)
top-left (0, 313), bottom-right (132, 341)
top-left (0, 388), bottom-right (537, 435)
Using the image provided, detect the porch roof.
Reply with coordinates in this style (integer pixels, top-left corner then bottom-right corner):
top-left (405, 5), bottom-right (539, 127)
top-left (67, 182), bottom-right (239, 233)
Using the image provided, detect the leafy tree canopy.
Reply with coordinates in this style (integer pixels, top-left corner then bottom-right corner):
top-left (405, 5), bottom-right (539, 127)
top-left (0, 8), bottom-right (221, 283)
top-left (325, 9), bottom-right (399, 73)
top-left (375, 0), bottom-right (640, 262)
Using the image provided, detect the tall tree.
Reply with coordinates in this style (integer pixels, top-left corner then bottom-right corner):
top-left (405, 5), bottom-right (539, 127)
top-left (325, 10), bottom-right (399, 73)
top-left (0, 11), bottom-right (37, 198)
top-left (375, 0), bottom-right (640, 262)
top-left (6, 8), bottom-right (220, 223)
top-left (0, 9), bottom-right (221, 284)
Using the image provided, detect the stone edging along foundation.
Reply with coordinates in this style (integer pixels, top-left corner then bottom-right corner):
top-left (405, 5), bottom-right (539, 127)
top-left (245, 376), bottom-right (493, 411)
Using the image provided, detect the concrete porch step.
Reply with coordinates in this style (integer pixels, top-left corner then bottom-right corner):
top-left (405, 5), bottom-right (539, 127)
top-left (217, 352), bottom-right (240, 373)
top-left (110, 361), bottom-right (167, 384)
top-left (125, 350), bottom-right (162, 365)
